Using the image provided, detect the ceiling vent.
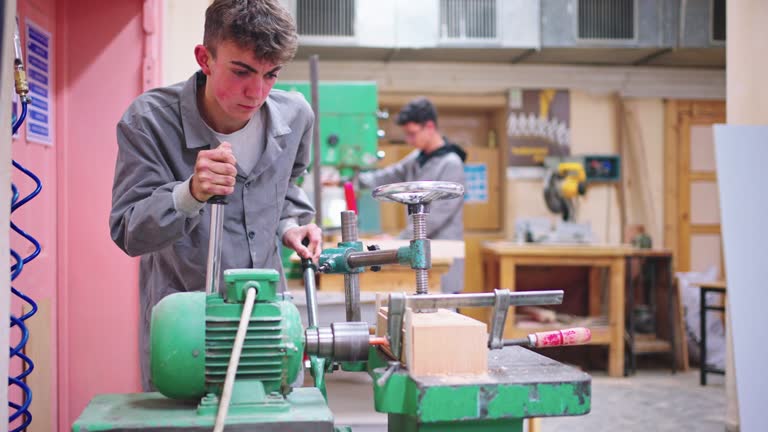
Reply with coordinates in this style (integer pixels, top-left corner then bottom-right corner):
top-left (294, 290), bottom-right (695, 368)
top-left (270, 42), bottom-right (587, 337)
top-left (439, 0), bottom-right (498, 41)
top-left (577, 0), bottom-right (635, 40)
top-left (297, 0), bottom-right (355, 37)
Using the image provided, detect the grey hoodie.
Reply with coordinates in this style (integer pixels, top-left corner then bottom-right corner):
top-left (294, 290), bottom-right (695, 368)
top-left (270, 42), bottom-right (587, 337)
top-left (358, 140), bottom-right (466, 240)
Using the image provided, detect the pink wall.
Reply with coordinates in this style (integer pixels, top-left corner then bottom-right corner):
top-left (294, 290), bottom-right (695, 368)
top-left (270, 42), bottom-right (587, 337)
top-left (55, 0), bottom-right (156, 430)
top-left (10, 0), bottom-right (158, 429)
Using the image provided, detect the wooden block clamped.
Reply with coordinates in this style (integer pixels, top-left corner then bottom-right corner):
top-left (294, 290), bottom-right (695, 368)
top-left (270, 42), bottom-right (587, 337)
top-left (404, 309), bottom-right (488, 376)
top-left (376, 304), bottom-right (489, 376)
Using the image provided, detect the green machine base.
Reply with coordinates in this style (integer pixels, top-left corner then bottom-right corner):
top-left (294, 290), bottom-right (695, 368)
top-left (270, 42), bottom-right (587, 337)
top-left (72, 387), bottom-right (335, 432)
top-left (369, 347), bottom-right (591, 432)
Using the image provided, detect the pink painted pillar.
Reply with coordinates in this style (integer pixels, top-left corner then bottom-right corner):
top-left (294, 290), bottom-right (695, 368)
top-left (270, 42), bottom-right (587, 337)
top-left (55, 0), bottom-right (160, 430)
top-left (10, 1), bottom-right (58, 431)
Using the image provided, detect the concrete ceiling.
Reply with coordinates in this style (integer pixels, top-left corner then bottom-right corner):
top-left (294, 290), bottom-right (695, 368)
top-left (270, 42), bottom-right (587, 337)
top-left (295, 46), bottom-right (726, 68)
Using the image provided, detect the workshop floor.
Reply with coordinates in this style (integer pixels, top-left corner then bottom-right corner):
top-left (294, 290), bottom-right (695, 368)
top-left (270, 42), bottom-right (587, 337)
top-left (319, 367), bottom-right (726, 432)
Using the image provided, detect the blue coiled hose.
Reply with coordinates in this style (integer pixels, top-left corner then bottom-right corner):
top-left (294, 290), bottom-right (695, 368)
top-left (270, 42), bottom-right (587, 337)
top-left (9, 101), bottom-right (41, 431)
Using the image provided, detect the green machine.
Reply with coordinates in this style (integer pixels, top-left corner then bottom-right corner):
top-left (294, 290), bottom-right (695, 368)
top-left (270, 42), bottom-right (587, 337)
top-left (273, 81), bottom-right (382, 232)
top-left (73, 182), bottom-right (592, 432)
top-left (274, 81), bottom-right (383, 277)
top-left (272, 81), bottom-right (380, 176)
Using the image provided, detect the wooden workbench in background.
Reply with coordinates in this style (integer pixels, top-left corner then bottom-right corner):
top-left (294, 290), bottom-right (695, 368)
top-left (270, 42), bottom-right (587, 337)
top-left (478, 242), bottom-right (632, 377)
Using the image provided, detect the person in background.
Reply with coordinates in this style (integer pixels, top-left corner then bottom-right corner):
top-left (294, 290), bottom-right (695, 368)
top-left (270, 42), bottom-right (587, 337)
top-left (356, 97), bottom-right (467, 294)
top-left (357, 97), bottom-right (467, 240)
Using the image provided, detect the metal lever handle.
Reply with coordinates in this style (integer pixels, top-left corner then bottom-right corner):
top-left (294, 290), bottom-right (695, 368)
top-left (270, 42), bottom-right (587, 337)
top-left (205, 195), bottom-right (228, 295)
top-left (301, 237), bottom-right (319, 329)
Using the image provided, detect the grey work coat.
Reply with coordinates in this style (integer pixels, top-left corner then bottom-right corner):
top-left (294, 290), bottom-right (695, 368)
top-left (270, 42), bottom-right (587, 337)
top-left (109, 72), bottom-right (315, 390)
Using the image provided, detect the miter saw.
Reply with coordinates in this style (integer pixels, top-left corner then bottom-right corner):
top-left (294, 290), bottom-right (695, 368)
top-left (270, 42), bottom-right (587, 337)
top-left (536, 155), bottom-right (620, 243)
top-left (543, 160), bottom-right (587, 222)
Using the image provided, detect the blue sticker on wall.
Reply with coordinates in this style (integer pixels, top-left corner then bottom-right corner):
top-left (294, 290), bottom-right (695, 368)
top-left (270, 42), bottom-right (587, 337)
top-left (464, 163), bottom-right (488, 203)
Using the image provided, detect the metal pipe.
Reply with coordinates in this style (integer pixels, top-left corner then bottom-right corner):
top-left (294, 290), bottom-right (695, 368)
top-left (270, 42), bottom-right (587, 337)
top-left (347, 249), bottom-right (400, 268)
top-left (403, 290), bottom-right (564, 310)
top-left (213, 286), bottom-right (257, 432)
top-left (344, 274), bottom-right (361, 322)
top-left (302, 258), bottom-right (319, 328)
top-left (205, 202), bottom-right (225, 295)
top-left (340, 211), bottom-right (360, 321)
top-left (309, 55), bottom-right (322, 230)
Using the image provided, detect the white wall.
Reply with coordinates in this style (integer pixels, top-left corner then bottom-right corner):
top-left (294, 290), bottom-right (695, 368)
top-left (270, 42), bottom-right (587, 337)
top-left (162, 0), bottom-right (208, 86)
top-left (357, 1), bottom-right (396, 47)
top-left (569, 91), bottom-right (622, 244)
top-left (723, 1), bottom-right (768, 430)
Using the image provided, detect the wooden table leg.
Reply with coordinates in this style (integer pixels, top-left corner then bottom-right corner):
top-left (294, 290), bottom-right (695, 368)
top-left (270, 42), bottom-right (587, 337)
top-left (608, 257), bottom-right (626, 377)
top-left (528, 417), bottom-right (541, 432)
top-left (588, 266), bottom-right (603, 316)
top-left (500, 257), bottom-right (517, 338)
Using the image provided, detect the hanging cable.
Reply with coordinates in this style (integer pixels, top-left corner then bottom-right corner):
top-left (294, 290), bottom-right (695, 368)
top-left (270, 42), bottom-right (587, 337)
top-left (8, 17), bottom-right (40, 431)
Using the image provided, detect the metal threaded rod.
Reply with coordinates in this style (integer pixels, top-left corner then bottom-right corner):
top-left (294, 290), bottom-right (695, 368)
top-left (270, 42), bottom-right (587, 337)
top-left (411, 212), bottom-right (427, 240)
top-left (341, 211), bottom-right (358, 242)
top-left (415, 269), bottom-right (429, 295)
top-left (411, 212), bottom-right (429, 295)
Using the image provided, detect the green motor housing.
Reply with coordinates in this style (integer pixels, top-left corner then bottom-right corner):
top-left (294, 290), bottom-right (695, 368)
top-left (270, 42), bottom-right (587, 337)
top-left (149, 269), bottom-right (305, 401)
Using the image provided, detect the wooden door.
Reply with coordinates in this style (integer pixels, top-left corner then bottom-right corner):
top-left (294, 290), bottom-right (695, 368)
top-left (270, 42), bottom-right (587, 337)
top-left (665, 100), bottom-right (726, 274)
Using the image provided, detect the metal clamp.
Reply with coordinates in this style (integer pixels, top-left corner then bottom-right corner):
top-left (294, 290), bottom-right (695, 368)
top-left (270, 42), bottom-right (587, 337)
top-left (488, 289), bottom-right (511, 350)
top-left (387, 293), bottom-right (407, 360)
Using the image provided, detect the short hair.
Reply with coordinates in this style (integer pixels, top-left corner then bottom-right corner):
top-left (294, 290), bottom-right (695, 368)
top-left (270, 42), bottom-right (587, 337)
top-left (395, 97), bottom-right (438, 127)
top-left (204, 0), bottom-right (298, 65)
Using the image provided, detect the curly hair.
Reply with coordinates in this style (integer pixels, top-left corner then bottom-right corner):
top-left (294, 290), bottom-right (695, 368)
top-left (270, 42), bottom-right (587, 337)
top-left (204, 0), bottom-right (298, 64)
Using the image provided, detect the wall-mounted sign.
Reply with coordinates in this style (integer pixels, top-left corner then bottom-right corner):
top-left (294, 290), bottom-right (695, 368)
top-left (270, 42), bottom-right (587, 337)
top-left (507, 89), bottom-right (570, 167)
top-left (25, 19), bottom-right (53, 145)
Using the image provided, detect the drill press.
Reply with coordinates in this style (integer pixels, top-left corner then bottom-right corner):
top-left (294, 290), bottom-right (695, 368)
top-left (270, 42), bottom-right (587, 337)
top-left (73, 181), bottom-right (591, 432)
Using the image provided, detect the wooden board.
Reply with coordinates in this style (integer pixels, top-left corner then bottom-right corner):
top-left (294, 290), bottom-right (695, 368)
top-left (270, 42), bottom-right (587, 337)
top-left (320, 262), bottom-right (452, 293)
top-left (404, 308), bottom-right (488, 376)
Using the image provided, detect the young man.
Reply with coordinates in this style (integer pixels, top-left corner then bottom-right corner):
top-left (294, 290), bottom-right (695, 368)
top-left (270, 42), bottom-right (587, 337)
top-left (358, 97), bottom-right (467, 240)
top-left (109, 0), bottom-right (321, 390)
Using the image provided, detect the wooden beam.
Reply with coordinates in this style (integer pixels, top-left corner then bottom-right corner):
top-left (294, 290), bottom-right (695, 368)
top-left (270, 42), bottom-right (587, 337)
top-left (677, 104), bottom-right (692, 271)
top-left (690, 172), bottom-right (717, 182)
top-left (663, 100), bottom-right (679, 263)
top-left (690, 224), bottom-right (722, 235)
top-left (379, 93), bottom-right (508, 109)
